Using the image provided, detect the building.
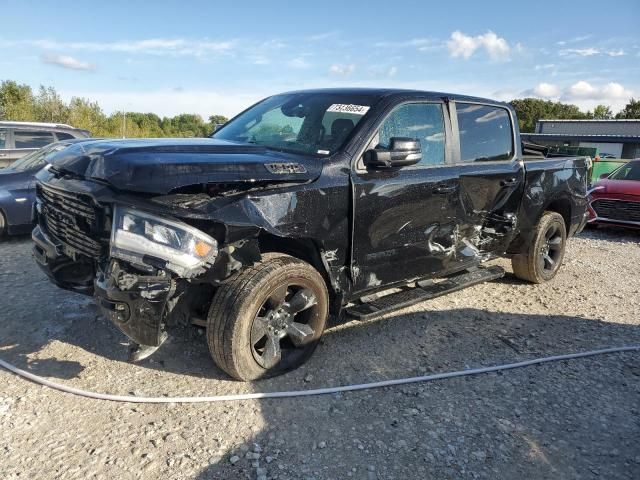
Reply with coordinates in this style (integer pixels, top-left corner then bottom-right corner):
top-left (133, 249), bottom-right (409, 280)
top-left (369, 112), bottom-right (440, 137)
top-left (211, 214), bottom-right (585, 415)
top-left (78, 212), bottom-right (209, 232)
top-left (521, 119), bottom-right (640, 159)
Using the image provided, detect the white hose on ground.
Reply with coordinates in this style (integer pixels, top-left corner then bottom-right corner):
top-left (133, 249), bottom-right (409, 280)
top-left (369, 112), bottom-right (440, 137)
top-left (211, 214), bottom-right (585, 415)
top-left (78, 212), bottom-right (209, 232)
top-left (0, 345), bottom-right (638, 404)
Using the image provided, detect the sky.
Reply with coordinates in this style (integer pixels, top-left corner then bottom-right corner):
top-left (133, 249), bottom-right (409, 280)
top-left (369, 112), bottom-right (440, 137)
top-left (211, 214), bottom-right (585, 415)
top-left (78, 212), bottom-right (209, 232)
top-left (1, 0), bottom-right (639, 119)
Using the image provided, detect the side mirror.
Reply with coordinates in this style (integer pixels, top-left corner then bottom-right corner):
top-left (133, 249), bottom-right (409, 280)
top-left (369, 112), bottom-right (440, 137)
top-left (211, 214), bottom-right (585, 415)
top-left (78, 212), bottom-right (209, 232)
top-left (599, 173), bottom-right (610, 180)
top-left (365, 137), bottom-right (422, 169)
top-left (212, 124), bottom-right (223, 134)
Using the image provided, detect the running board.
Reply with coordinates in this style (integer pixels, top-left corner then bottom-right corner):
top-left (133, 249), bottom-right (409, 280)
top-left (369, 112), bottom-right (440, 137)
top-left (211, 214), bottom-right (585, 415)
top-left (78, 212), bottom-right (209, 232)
top-left (345, 266), bottom-right (505, 321)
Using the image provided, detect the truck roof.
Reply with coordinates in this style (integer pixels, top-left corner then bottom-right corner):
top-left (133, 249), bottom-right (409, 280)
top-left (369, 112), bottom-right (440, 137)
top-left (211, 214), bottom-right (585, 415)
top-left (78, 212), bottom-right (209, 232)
top-left (278, 87), bottom-right (511, 107)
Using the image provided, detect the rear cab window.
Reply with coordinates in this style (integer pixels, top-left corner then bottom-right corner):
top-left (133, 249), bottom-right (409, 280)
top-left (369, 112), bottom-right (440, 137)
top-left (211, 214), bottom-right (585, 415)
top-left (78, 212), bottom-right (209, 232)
top-left (14, 130), bottom-right (56, 149)
top-left (0, 129), bottom-right (6, 149)
top-left (455, 103), bottom-right (513, 162)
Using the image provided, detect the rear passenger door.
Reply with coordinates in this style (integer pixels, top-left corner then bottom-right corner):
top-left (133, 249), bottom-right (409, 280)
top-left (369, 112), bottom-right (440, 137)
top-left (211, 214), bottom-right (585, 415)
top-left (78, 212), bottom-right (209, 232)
top-left (451, 102), bottom-right (525, 254)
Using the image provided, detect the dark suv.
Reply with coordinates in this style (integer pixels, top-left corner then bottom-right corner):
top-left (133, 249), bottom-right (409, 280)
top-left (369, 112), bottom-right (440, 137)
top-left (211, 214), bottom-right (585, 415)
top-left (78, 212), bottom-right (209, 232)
top-left (0, 121), bottom-right (90, 168)
top-left (32, 89), bottom-right (590, 380)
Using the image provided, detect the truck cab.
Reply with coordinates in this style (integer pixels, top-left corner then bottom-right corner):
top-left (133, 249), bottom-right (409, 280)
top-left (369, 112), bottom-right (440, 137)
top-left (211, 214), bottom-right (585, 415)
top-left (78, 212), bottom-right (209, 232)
top-left (31, 89), bottom-right (590, 380)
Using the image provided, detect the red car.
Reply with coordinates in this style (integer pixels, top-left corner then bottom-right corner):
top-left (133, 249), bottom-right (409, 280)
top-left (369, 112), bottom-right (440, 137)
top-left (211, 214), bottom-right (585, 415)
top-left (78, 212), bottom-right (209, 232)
top-left (588, 159), bottom-right (640, 229)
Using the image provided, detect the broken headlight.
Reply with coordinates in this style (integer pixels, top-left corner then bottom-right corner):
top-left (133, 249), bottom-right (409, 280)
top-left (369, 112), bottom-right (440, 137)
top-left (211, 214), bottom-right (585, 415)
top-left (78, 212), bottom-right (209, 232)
top-left (110, 206), bottom-right (218, 276)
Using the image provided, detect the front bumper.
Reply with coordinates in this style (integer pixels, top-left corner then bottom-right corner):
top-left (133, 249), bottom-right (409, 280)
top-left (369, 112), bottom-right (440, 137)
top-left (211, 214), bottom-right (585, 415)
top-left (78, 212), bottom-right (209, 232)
top-left (94, 262), bottom-right (173, 347)
top-left (33, 224), bottom-right (174, 347)
top-left (32, 225), bottom-right (95, 295)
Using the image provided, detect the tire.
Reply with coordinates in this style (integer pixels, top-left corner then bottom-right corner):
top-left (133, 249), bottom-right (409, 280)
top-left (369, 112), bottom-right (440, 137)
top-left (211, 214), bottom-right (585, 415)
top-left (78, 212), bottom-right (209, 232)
top-left (207, 253), bottom-right (328, 381)
top-left (0, 210), bottom-right (6, 238)
top-left (511, 211), bottom-right (567, 284)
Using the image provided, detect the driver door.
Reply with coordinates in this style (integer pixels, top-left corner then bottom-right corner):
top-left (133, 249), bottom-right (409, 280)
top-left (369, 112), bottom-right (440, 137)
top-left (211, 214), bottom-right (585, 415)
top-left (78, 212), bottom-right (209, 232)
top-left (350, 101), bottom-right (462, 293)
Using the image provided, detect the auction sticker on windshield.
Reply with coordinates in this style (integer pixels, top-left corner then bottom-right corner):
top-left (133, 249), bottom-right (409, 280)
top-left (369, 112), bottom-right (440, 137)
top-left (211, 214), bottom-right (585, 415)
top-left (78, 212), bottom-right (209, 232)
top-left (327, 104), bottom-right (370, 115)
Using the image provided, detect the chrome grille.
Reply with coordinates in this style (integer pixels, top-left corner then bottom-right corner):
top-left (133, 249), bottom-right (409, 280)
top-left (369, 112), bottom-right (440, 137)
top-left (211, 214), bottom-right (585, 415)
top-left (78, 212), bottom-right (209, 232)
top-left (37, 183), bottom-right (104, 258)
top-left (592, 199), bottom-right (640, 223)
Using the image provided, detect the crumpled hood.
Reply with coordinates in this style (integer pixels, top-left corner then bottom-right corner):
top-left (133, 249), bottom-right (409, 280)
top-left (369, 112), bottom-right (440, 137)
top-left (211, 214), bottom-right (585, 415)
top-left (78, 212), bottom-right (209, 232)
top-left (46, 138), bottom-right (321, 195)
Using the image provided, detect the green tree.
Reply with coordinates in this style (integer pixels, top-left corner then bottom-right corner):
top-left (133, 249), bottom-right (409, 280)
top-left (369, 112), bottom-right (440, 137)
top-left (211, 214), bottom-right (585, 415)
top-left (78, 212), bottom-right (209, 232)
top-left (0, 79), bottom-right (230, 138)
top-left (34, 85), bottom-right (69, 123)
top-left (510, 98), bottom-right (589, 133)
top-left (0, 80), bottom-right (35, 120)
top-left (208, 114), bottom-right (228, 126)
top-left (615, 98), bottom-right (640, 119)
top-left (590, 104), bottom-right (613, 119)
top-left (67, 97), bottom-right (107, 135)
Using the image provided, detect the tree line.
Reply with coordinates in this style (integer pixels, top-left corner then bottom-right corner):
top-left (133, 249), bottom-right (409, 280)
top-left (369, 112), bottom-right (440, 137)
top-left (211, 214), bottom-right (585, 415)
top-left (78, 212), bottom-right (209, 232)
top-left (1, 80), bottom-right (639, 137)
top-left (0, 80), bottom-right (228, 138)
top-left (510, 97), bottom-right (640, 133)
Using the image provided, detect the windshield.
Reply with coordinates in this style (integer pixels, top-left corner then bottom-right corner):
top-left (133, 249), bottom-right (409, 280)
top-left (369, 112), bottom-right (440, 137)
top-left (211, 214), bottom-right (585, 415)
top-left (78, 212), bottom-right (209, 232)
top-left (212, 92), bottom-right (377, 155)
top-left (9, 143), bottom-right (67, 172)
top-left (609, 161), bottom-right (640, 181)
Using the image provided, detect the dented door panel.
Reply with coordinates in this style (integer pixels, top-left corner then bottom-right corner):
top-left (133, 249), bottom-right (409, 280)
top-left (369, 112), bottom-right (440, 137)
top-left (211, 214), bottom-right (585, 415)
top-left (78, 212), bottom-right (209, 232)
top-left (351, 165), bottom-right (462, 291)
top-left (456, 159), bottom-right (525, 253)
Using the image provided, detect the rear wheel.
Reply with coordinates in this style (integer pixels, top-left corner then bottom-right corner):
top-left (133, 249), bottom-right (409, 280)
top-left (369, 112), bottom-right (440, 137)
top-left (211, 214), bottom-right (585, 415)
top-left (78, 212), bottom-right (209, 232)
top-left (207, 253), bottom-right (328, 381)
top-left (511, 211), bottom-right (567, 284)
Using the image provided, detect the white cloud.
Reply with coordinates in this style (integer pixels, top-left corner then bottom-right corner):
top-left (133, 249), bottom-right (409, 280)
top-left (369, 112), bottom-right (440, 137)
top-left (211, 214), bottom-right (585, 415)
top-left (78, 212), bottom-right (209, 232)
top-left (374, 38), bottom-right (436, 49)
top-left (532, 82), bottom-right (561, 98)
top-left (287, 57), bottom-right (311, 69)
top-left (520, 81), bottom-right (633, 112)
top-left (556, 35), bottom-right (592, 46)
top-left (11, 38), bottom-right (235, 57)
top-left (601, 82), bottom-right (633, 99)
top-left (566, 80), bottom-right (599, 98)
top-left (559, 48), bottom-right (600, 57)
top-left (248, 55), bottom-right (270, 65)
top-left (41, 53), bottom-right (95, 71)
top-left (447, 30), bottom-right (510, 61)
top-left (606, 49), bottom-right (626, 57)
top-left (559, 47), bottom-right (626, 57)
top-left (329, 63), bottom-right (356, 77)
top-left (387, 66), bottom-right (398, 77)
top-left (561, 81), bottom-right (633, 111)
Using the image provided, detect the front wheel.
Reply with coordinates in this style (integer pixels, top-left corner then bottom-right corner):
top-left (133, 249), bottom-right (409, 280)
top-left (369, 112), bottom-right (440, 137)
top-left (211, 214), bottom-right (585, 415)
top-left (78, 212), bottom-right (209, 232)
top-left (207, 253), bottom-right (328, 381)
top-left (511, 211), bottom-right (567, 284)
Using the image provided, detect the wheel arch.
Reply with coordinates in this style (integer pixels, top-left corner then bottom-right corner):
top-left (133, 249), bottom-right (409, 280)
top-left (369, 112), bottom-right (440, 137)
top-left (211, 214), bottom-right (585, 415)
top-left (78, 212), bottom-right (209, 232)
top-left (257, 232), bottom-right (343, 315)
top-left (544, 196), bottom-right (572, 233)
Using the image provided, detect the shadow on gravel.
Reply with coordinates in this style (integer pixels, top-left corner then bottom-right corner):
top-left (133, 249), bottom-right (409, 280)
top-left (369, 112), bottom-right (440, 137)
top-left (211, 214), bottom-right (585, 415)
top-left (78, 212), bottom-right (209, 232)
top-left (193, 308), bottom-right (640, 480)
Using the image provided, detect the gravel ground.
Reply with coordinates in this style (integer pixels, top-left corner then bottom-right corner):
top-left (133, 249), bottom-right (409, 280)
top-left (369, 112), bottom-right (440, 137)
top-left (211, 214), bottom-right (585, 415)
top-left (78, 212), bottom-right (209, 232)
top-left (1, 227), bottom-right (639, 480)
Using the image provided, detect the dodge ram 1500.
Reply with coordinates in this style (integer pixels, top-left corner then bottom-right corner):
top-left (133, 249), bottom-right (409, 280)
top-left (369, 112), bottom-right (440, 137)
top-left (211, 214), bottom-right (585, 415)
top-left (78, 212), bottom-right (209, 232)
top-left (32, 89), bottom-right (590, 380)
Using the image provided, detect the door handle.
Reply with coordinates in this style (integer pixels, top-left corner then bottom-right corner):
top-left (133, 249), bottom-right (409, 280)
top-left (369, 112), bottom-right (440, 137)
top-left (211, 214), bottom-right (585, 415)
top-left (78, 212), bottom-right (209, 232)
top-left (433, 184), bottom-right (457, 194)
top-left (500, 178), bottom-right (519, 187)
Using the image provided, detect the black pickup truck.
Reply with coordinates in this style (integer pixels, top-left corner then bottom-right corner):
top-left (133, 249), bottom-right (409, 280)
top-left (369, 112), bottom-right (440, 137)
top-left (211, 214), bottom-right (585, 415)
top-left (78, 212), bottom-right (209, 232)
top-left (32, 89), bottom-right (590, 380)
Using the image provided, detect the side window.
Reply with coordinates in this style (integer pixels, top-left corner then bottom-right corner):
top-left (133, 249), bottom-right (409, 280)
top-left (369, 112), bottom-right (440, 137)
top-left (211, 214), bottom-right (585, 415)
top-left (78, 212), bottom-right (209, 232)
top-left (378, 103), bottom-right (445, 166)
top-left (0, 129), bottom-right (6, 149)
top-left (456, 103), bottom-right (513, 162)
top-left (55, 132), bottom-right (75, 141)
top-left (14, 130), bottom-right (56, 149)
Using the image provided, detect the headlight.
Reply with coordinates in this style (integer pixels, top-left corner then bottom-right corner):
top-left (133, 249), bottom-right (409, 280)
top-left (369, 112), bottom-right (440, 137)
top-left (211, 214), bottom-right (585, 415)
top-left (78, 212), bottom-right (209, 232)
top-left (110, 206), bottom-right (218, 276)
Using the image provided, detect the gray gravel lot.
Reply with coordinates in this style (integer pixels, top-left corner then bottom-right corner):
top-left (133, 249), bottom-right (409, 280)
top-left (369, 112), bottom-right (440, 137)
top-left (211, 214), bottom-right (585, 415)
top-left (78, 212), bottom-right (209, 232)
top-left (1, 227), bottom-right (639, 480)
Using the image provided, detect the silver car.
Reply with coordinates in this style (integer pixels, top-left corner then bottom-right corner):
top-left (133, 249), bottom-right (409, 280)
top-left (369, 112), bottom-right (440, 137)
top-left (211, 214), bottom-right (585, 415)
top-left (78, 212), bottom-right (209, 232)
top-left (0, 121), bottom-right (90, 168)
